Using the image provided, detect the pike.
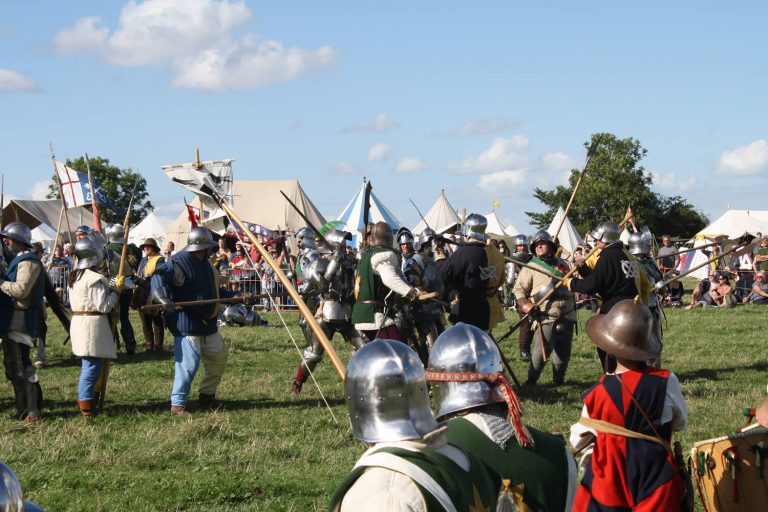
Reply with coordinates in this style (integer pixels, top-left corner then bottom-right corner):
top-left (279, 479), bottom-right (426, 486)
top-left (141, 296), bottom-right (262, 313)
top-left (50, 144), bottom-right (74, 243)
top-left (202, 177), bottom-right (346, 379)
top-left (360, 179), bottom-right (372, 248)
top-left (408, 198), bottom-right (459, 245)
top-left (504, 255), bottom-right (563, 280)
top-left (552, 136), bottom-right (601, 239)
top-left (279, 191), bottom-right (332, 248)
top-left (98, 174), bottom-right (140, 411)
top-left (655, 236), bottom-right (756, 291)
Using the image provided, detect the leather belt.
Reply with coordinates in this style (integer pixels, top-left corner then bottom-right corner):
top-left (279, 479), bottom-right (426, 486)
top-left (72, 311), bottom-right (108, 316)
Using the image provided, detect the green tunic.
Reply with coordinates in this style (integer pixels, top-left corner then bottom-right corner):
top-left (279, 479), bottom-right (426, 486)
top-left (328, 445), bottom-right (499, 511)
top-left (350, 246), bottom-right (392, 325)
top-left (446, 416), bottom-right (570, 512)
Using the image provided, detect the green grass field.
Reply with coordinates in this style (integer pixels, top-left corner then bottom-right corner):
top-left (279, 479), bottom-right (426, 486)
top-left (1, 300), bottom-right (767, 511)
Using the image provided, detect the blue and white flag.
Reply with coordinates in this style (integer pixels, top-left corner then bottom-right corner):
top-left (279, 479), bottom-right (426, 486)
top-left (55, 161), bottom-right (125, 214)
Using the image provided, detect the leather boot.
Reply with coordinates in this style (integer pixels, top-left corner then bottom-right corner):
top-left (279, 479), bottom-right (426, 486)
top-left (78, 399), bottom-right (95, 417)
top-left (170, 405), bottom-right (190, 416)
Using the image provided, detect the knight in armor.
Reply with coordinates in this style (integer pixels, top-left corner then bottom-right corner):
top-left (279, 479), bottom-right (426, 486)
top-left (328, 338), bottom-right (500, 512)
top-left (351, 222), bottom-right (422, 342)
top-left (74, 224), bottom-right (92, 241)
top-left (569, 299), bottom-right (688, 512)
top-left (68, 232), bottom-right (120, 416)
top-left (414, 229), bottom-right (446, 340)
top-left (437, 214), bottom-right (506, 332)
top-left (513, 230), bottom-right (576, 386)
top-left (150, 227), bottom-right (237, 415)
top-left (395, 227), bottom-right (438, 365)
top-left (628, 229), bottom-right (665, 367)
top-left (105, 223), bottom-right (142, 354)
top-left (507, 234), bottom-right (534, 362)
top-left (567, 221), bottom-right (650, 372)
top-left (0, 222), bottom-right (46, 422)
top-left (293, 227), bottom-right (321, 350)
top-left (291, 229), bottom-right (364, 395)
top-left (427, 323), bottom-right (577, 511)
top-left (136, 238), bottom-right (165, 352)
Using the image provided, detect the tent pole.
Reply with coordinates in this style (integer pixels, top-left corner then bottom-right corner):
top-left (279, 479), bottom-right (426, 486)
top-left (47, 205), bottom-right (65, 271)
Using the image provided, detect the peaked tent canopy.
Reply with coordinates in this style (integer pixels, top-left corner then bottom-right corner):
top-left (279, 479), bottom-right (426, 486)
top-left (547, 206), bottom-right (584, 253)
top-left (694, 209), bottom-right (768, 239)
top-left (129, 211), bottom-right (168, 247)
top-left (337, 179), bottom-right (401, 247)
top-left (678, 209), bottom-right (768, 279)
top-left (504, 224), bottom-right (521, 236)
top-left (165, 180), bottom-right (326, 250)
top-left (412, 190), bottom-right (461, 235)
top-left (484, 211), bottom-right (509, 238)
top-left (2, 199), bottom-right (95, 243)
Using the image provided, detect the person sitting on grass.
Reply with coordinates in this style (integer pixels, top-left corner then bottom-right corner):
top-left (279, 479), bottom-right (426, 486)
top-left (663, 270), bottom-right (685, 308)
top-left (744, 271), bottom-right (768, 305)
top-left (688, 274), bottom-right (736, 308)
top-left (569, 299), bottom-right (688, 511)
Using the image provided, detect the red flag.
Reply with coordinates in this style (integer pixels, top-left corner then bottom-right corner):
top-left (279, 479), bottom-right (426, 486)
top-left (186, 204), bottom-right (199, 228)
top-left (92, 202), bottom-right (103, 233)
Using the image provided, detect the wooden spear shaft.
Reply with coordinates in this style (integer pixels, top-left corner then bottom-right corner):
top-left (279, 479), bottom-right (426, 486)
top-left (553, 138), bottom-right (600, 239)
top-left (217, 201), bottom-right (346, 379)
top-left (50, 146), bottom-right (74, 243)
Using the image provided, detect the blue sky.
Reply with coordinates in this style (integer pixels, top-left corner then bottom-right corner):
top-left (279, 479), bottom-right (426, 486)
top-left (1, 0), bottom-right (766, 234)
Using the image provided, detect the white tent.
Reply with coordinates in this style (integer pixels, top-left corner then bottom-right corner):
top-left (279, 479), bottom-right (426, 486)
top-left (484, 211), bottom-right (511, 241)
top-left (411, 190), bottom-right (461, 235)
top-left (504, 224), bottom-right (521, 236)
top-left (547, 206), bottom-right (583, 253)
top-left (165, 180), bottom-right (325, 249)
top-left (679, 209), bottom-right (768, 279)
top-left (129, 211), bottom-right (168, 247)
top-left (31, 224), bottom-right (57, 254)
top-left (337, 179), bottom-right (401, 247)
top-left (694, 209), bottom-right (768, 239)
top-left (2, 199), bottom-right (95, 243)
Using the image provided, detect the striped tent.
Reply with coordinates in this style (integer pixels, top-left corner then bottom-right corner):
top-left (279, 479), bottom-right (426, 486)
top-left (336, 179), bottom-right (401, 247)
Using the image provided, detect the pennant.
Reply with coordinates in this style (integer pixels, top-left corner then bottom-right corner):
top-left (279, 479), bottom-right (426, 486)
top-left (492, 199), bottom-right (501, 208)
top-left (55, 161), bottom-right (125, 214)
top-left (186, 203), bottom-right (199, 228)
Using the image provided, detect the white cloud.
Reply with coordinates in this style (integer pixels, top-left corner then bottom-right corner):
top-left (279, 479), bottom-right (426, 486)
top-left (52, 0), bottom-right (337, 90)
top-left (334, 162), bottom-right (364, 175)
top-left (31, 181), bottom-right (52, 200)
top-left (53, 17), bottom-right (109, 55)
top-left (394, 157), bottom-right (429, 174)
top-left (477, 170), bottom-right (527, 193)
top-left (715, 140), bottom-right (768, 176)
top-left (171, 37), bottom-right (338, 90)
top-left (343, 113), bottom-right (399, 133)
top-left (437, 116), bottom-right (517, 137)
top-left (540, 152), bottom-right (578, 174)
top-left (367, 143), bottom-right (393, 162)
top-left (0, 68), bottom-right (39, 91)
top-left (448, 135), bottom-right (532, 174)
top-left (650, 171), bottom-right (698, 192)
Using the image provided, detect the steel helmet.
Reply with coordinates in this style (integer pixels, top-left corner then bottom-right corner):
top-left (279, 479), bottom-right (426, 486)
top-left (0, 222), bottom-right (32, 248)
top-left (0, 461), bottom-right (44, 512)
top-left (295, 227), bottom-right (316, 240)
top-left (73, 235), bottom-right (105, 270)
top-left (345, 339), bottom-right (439, 443)
top-left (295, 227), bottom-right (317, 249)
top-left (397, 227), bottom-right (415, 246)
top-left (585, 299), bottom-right (660, 361)
top-left (592, 221), bottom-right (621, 244)
top-left (512, 234), bottom-right (529, 248)
top-left (427, 323), bottom-right (505, 419)
top-left (222, 304), bottom-right (248, 326)
top-left (415, 228), bottom-right (437, 252)
top-left (183, 227), bottom-right (218, 252)
top-left (461, 214), bottom-right (489, 242)
top-left (74, 225), bottom-right (92, 237)
top-left (324, 229), bottom-right (352, 248)
top-left (529, 230), bottom-right (555, 250)
top-left (105, 224), bottom-right (125, 244)
top-left (627, 230), bottom-right (652, 255)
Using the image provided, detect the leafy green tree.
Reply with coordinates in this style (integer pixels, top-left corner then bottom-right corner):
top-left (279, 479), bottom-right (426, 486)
top-left (526, 133), bottom-right (707, 239)
top-left (48, 156), bottom-right (152, 225)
